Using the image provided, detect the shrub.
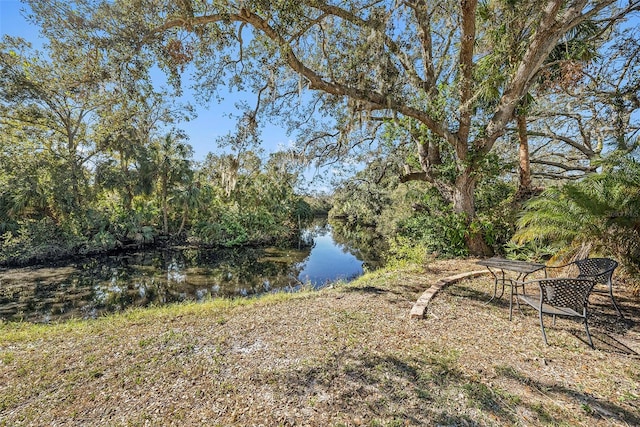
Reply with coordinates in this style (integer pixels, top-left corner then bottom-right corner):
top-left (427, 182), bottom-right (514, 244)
top-left (0, 218), bottom-right (82, 265)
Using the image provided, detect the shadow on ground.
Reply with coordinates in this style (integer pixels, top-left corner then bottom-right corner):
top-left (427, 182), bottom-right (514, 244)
top-left (497, 365), bottom-right (640, 425)
top-left (271, 345), bottom-right (639, 426)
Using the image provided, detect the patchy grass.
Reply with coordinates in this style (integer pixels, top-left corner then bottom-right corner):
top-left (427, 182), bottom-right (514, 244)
top-left (1, 259), bottom-right (638, 426)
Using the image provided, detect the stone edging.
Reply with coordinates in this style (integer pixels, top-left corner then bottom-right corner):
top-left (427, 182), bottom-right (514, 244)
top-left (410, 270), bottom-right (490, 319)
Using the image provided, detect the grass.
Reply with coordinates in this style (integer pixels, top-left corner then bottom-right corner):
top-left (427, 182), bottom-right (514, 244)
top-left (1, 258), bottom-right (638, 426)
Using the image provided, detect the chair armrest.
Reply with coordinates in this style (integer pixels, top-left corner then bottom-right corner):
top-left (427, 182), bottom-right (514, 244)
top-left (509, 277), bottom-right (541, 286)
top-left (508, 278), bottom-right (538, 295)
top-left (543, 263), bottom-right (575, 271)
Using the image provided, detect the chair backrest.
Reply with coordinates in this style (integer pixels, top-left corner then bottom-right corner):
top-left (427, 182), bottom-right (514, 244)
top-left (574, 258), bottom-right (618, 285)
top-left (539, 278), bottom-right (596, 315)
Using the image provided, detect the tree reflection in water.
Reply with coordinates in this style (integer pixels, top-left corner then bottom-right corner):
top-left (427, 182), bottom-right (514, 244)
top-left (0, 221), bottom-right (384, 323)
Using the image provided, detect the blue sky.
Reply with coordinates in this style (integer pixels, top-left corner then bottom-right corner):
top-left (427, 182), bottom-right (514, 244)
top-left (0, 0), bottom-right (294, 163)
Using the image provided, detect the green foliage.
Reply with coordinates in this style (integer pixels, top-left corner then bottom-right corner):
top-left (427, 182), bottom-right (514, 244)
top-left (396, 208), bottom-right (470, 259)
top-left (0, 64), bottom-right (309, 265)
top-left (0, 218), bottom-right (82, 265)
top-left (329, 158), bottom-right (400, 227)
top-left (475, 179), bottom-right (519, 255)
top-left (194, 210), bottom-right (249, 247)
top-left (330, 184), bottom-right (391, 226)
top-left (385, 237), bottom-right (431, 266)
top-left (191, 193), bottom-right (310, 248)
top-left (503, 240), bottom-right (556, 262)
top-left (513, 158), bottom-right (640, 275)
top-left (303, 195), bottom-right (331, 216)
top-left (331, 149), bottom-right (521, 261)
top-left (0, 137), bottom-right (309, 264)
top-left (374, 184), bottom-right (472, 260)
top-left (82, 230), bottom-right (119, 254)
top-left (105, 201), bottom-right (157, 243)
top-left (293, 198), bottom-right (313, 223)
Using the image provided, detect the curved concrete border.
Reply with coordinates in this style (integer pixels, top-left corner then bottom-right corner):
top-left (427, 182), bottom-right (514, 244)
top-left (410, 270), bottom-right (490, 319)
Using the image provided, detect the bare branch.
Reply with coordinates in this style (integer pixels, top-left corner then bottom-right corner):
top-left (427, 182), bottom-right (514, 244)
top-left (531, 158), bottom-right (596, 172)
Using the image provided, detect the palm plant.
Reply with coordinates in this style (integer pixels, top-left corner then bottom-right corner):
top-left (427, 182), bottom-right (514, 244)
top-left (513, 158), bottom-right (640, 280)
top-left (149, 134), bottom-right (193, 235)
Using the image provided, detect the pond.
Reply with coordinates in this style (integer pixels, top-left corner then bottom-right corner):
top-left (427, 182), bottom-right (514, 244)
top-left (0, 221), bottom-right (384, 323)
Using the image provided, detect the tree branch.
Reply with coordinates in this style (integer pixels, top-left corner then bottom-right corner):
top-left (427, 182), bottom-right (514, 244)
top-left (146, 4), bottom-right (459, 148)
top-left (531, 158), bottom-right (596, 172)
top-left (456, 0), bottom-right (477, 152)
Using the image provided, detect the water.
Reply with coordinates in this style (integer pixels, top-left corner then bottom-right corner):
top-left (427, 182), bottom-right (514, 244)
top-left (0, 223), bottom-right (373, 323)
top-left (297, 225), bottom-right (364, 285)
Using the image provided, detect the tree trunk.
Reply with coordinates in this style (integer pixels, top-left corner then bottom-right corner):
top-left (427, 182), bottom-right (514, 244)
top-left (177, 200), bottom-right (188, 236)
top-left (162, 174), bottom-right (169, 235)
top-left (120, 153), bottom-right (133, 212)
top-left (453, 169), bottom-right (493, 257)
top-left (516, 114), bottom-right (532, 195)
top-left (68, 144), bottom-right (82, 211)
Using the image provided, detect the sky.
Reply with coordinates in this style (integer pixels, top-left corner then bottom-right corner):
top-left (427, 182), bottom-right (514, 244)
top-left (0, 0), bottom-right (295, 163)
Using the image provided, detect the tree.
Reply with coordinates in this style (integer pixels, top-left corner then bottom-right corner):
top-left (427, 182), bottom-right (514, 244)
top-left (149, 133), bottom-right (193, 235)
top-left (0, 120), bottom-right (52, 224)
top-left (95, 86), bottom-right (193, 214)
top-left (516, 20), bottom-right (602, 194)
top-left (0, 35), bottom-right (114, 217)
top-left (27, 0), bottom-right (640, 254)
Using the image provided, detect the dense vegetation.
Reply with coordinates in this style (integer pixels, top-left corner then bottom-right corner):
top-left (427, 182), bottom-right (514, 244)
top-left (0, 143), bottom-right (315, 265)
top-left (330, 152), bottom-right (640, 283)
top-left (0, 47), bottom-right (317, 265)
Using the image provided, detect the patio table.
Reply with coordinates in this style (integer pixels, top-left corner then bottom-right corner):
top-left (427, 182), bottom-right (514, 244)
top-left (476, 257), bottom-right (545, 320)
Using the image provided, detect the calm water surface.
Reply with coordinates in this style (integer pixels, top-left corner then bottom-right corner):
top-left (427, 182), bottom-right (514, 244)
top-left (0, 223), bottom-right (375, 323)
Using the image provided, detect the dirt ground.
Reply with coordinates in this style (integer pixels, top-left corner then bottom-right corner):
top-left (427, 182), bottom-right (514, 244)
top-left (1, 258), bottom-right (638, 426)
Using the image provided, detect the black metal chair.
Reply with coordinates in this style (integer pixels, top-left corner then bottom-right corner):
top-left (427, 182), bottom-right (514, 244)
top-left (545, 258), bottom-right (622, 317)
top-left (517, 278), bottom-right (597, 348)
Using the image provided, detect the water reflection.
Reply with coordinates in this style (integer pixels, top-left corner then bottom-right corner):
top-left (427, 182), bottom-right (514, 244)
top-left (0, 222), bottom-right (383, 323)
top-left (330, 220), bottom-right (388, 271)
top-left (297, 224), bottom-right (364, 285)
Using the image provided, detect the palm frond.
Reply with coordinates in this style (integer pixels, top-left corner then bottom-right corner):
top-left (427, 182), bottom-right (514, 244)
top-left (513, 160), bottom-right (640, 274)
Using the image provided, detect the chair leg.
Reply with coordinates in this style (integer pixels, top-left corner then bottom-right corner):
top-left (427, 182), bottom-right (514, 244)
top-left (509, 284), bottom-right (514, 321)
top-left (608, 284), bottom-right (624, 318)
top-left (584, 317), bottom-right (594, 349)
top-left (539, 311), bottom-right (549, 345)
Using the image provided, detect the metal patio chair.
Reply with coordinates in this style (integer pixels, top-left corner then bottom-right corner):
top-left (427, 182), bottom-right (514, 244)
top-left (516, 278), bottom-right (597, 348)
top-left (545, 258), bottom-right (623, 317)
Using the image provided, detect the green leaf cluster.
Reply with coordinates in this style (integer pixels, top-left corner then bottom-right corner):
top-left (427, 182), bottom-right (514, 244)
top-left (513, 158), bottom-right (640, 273)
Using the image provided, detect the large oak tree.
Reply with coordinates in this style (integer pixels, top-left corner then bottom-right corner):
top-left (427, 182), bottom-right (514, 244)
top-left (27, 0), bottom-right (640, 254)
